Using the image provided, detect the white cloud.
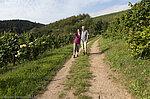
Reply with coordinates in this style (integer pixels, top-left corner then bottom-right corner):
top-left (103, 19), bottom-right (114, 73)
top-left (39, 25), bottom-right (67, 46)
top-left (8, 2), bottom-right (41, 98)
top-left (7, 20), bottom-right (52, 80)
top-left (90, 4), bottom-right (130, 17)
top-left (0, 0), bottom-right (112, 24)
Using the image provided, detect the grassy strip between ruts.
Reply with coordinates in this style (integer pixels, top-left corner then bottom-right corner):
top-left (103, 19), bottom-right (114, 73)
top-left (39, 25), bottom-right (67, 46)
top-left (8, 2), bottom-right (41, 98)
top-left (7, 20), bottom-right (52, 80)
top-left (59, 37), bottom-right (98, 99)
top-left (98, 37), bottom-right (150, 99)
top-left (0, 36), bottom-right (96, 99)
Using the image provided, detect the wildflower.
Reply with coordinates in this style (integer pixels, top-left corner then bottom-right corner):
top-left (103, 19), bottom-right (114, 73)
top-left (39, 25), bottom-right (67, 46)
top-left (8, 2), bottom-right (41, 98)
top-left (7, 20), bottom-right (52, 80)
top-left (29, 42), bottom-right (33, 45)
top-left (42, 41), bottom-right (46, 44)
top-left (20, 45), bottom-right (24, 48)
top-left (24, 44), bottom-right (27, 47)
top-left (18, 52), bottom-right (21, 56)
top-left (20, 44), bottom-right (27, 48)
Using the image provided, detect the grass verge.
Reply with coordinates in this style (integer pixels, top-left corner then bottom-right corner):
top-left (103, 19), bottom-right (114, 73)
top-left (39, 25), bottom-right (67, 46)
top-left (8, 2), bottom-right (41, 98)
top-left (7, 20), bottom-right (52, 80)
top-left (0, 36), bottom-right (97, 99)
top-left (98, 37), bottom-right (150, 99)
top-left (0, 44), bottom-right (73, 98)
top-left (61, 38), bottom-right (98, 99)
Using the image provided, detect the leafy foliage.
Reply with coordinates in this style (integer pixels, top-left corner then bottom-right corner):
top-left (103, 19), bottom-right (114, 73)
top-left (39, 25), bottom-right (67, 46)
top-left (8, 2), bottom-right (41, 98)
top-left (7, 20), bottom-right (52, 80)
top-left (0, 32), bottom-right (74, 67)
top-left (103, 0), bottom-right (150, 58)
top-left (0, 32), bottom-right (19, 67)
top-left (127, 26), bottom-right (150, 57)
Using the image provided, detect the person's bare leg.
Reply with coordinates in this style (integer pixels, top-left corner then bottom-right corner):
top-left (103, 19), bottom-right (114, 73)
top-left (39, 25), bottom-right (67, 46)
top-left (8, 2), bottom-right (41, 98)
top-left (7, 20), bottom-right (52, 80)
top-left (76, 44), bottom-right (79, 57)
top-left (81, 41), bottom-right (85, 55)
top-left (84, 42), bottom-right (87, 55)
top-left (73, 43), bottom-right (76, 58)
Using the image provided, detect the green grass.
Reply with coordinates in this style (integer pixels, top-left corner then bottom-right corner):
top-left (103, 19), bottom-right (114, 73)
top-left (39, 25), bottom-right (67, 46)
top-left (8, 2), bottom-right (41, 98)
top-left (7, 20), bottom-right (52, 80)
top-left (0, 44), bottom-right (73, 99)
top-left (98, 37), bottom-right (150, 99)
top-left (62, 38), bottom-right (98, 99)
top-left (92, 10), bottom-right (126, 23)
top-left (0, 36), bottom-right (97, 99)
top-left (58, 92), bottom-right (66, 99)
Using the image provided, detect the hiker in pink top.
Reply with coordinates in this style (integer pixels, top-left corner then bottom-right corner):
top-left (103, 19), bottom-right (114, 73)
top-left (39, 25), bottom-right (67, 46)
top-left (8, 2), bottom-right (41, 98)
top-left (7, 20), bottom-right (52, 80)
top-left (71, 29), bottom-right (81, 58)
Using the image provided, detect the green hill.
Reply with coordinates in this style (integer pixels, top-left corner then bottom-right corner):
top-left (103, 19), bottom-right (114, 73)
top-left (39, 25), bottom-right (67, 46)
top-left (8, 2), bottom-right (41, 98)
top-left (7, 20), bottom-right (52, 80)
top-left (30, 11), bottom-right (126, 37)
top-left (0, 10), bottom-right (126, 36)
top-left (0, 20), bottom-right (44, 34)
top-left (92, 10), bottom-right (126, 23)
top-left (30, 14), bottom-right (92, 37)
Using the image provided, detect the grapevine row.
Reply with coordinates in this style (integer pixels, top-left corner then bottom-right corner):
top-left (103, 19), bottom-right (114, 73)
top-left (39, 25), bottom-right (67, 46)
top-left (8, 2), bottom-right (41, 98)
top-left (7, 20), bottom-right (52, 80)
top-left (102, 0), bottom-right (150, 58)
top-left (0, 32), bottom-right (74, 67)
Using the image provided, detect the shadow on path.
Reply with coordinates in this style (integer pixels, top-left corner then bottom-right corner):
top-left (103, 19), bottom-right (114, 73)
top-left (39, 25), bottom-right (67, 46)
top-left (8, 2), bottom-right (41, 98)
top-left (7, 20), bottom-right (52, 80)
top-left (89, 51), bottom-right (104, 55)
top-left (88, 47), bottom-right (110, 56)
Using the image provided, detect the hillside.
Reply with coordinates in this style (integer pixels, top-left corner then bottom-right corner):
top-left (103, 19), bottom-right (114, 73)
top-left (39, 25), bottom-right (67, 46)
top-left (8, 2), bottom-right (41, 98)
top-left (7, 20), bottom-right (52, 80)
top-left (0, 20), bottom-right (44, 35)
top-left (92, 10), bottom-right (126, 23)
top-left (30, 14), bottom-right (93, 37)
top-left (30, 12), bottom-right (123, 37)
top-left (0, 11), bottom-right (126, 36)
top-left (0, 11), bottom-right (126, 37)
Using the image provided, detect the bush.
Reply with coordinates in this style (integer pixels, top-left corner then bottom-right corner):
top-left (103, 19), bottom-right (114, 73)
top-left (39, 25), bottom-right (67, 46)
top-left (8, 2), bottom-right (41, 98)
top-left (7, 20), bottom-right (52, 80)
top-left (127, 26), bottom-right (150, 57)
top-left (102, 0), bottom-right (150, 58)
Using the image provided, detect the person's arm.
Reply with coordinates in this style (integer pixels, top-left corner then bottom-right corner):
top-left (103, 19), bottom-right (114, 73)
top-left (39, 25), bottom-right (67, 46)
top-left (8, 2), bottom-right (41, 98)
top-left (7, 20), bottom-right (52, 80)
top-left (70, 33), bottom-right (76, 36)
top-left (86, 31), bottom-right (89, 43)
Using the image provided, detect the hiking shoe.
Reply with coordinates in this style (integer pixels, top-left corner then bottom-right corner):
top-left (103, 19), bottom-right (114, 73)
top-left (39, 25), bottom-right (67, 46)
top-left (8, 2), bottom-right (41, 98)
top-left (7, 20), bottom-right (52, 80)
top-left (73, 55), bottom-right (75, 58)
top-left (85, 52), bottom-right (88, 56)
top-left (83, 52), bottom-right (85, 55)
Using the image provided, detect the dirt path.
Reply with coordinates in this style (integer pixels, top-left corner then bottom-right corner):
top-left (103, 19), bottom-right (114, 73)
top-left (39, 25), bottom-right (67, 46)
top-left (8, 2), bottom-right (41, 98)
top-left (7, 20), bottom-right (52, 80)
top-left (35, 47), bottom-right (82, 99)
top-left (87, 39), bottom-right (132, 99)
top-left (36, 39), bottom-right (132, 99)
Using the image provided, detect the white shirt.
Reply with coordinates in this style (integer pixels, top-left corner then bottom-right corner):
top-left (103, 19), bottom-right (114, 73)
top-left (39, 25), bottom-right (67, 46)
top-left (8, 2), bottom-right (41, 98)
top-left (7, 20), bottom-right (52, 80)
top-left (81, 30), bottom-right (88, 42)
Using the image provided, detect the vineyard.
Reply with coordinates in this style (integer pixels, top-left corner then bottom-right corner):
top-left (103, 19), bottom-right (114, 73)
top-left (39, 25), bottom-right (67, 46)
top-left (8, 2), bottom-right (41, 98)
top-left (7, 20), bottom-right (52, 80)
top-left (0, 13), bottom-right (105, 68)
top-left (0, 42), bottom-right (74, 98)
top-left (0, 0), bottom-right (150, 98)
top-left (0, 13), bottom-right (99, 98)
top-left (99, 0), bottom-right (150, 98)
top-left (103, 0), bottom-right (150, 58)
top-left (0, 32), bottom-right (74, 67)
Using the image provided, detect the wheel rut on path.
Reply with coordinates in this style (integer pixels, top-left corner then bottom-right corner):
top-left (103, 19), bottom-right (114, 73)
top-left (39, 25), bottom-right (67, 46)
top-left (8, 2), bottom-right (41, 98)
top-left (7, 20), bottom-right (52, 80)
top-left (87, 39), bottom-right (132, 99)
top-left (35, 48), bottom-right (81, 99)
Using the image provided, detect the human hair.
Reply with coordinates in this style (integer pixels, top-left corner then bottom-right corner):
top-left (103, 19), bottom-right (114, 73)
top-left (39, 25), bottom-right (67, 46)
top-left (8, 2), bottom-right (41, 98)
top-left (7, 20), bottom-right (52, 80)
top-left (82, 26), bottom-right (85, 28)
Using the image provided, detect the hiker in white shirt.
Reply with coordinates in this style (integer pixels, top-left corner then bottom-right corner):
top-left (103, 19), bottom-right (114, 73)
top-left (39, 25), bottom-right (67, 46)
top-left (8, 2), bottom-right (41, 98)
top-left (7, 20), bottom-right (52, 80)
top-left (81, 26), bottom-right (89, 56)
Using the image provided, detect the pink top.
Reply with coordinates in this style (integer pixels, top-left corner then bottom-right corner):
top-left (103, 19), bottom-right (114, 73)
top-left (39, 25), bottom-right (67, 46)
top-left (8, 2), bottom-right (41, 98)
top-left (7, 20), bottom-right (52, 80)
top-left (74, 33), bottom-right (81, 44)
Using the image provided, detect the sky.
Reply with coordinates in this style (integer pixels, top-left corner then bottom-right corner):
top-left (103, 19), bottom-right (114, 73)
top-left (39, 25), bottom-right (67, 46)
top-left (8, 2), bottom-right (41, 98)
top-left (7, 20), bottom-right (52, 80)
top-left (0, 0), bottom-right (141, 24)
